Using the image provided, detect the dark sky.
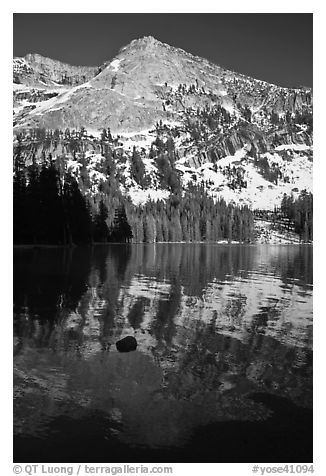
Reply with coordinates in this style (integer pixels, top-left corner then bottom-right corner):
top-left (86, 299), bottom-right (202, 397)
top-left (13, 13), bottom-right (312, 88)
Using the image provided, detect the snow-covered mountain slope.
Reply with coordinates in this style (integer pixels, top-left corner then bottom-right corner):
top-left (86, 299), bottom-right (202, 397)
top-left (13, 36), bottom-right (313, 211)
top-left (13, 53), bottom-right (98, 87)
top-left (13, 36), bottom-right (312, 134)
top-left (14, 127), bottom-right (312, 212)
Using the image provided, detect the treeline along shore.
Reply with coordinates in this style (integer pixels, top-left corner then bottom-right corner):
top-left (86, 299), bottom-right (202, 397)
top-left (13, 140), bottom-right (312, 246)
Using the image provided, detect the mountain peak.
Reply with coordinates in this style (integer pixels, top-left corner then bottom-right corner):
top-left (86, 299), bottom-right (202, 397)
top-left (13, 35), bottom-right (313, 139)
top-left (130, 35), bottom-right (161, 45)
top-left (25, 52), bottom-right (48, 62)
top-left (119, 35), bottom-right (168, 54)
top-left (136, 35), bottom-right (159, 43)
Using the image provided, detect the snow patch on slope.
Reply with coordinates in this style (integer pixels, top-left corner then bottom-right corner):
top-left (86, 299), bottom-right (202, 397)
top-left (128, 188), bottom-right (170, 206)
top-left (16, 83), bottom-right (94, 120)
top-left (275, 144), bottom-right (312, 152)
top-left (110, 59), bottom-right (121, 72)
top-left (174, 144), bottom-right (312, 210)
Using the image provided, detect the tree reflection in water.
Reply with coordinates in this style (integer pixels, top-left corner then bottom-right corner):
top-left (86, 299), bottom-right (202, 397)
top-left (13, 244), bottom-right (313, 462)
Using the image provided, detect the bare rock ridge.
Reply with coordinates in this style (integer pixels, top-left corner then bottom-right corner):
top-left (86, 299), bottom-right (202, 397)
top-left (13, 53), bottom-right (98, 87)
top-left (13, 36), bottom-right (312, 134)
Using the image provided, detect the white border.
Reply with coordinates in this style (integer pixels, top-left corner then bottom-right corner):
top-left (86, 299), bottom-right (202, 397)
top-left (3, 3), bottom-right (324, 475)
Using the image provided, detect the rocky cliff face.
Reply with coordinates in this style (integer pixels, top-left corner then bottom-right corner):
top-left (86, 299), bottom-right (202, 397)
top-left (13, 53), bottom-right (98, 87)
top-left (13, 36), bottom-right (313, 211)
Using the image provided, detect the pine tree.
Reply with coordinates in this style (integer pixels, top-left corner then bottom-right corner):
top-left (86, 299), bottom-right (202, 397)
top-left (93, 200), bottom-right (109, 242)
top-left (130, 146), bottom-right (146, 186)
top-left (64, 174), bottom-right (92, 244)
top-left (13, 149), bottom-right (27, 244)
top-left (109, 205), bottom-right (133, 242)
top-left (143, 214), bottom-right (156, 243)
top-left (38, 164), bottom-right (64, 244)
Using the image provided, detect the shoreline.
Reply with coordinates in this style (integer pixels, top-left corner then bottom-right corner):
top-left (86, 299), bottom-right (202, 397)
top-left (13, 240), bottom-right (313, 249)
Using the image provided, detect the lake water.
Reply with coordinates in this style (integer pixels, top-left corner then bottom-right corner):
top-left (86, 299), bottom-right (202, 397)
top-left (13, 244), bottom-right (313, 462)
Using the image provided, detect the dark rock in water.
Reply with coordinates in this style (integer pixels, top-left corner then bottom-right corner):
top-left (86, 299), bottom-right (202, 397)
top-left (116, 336), bottom-right (137, 353)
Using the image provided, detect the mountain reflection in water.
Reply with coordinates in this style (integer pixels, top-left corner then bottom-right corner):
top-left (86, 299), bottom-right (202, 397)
top-left (13, 244), bottom-right (313, 462)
